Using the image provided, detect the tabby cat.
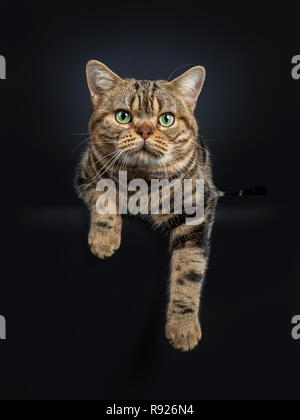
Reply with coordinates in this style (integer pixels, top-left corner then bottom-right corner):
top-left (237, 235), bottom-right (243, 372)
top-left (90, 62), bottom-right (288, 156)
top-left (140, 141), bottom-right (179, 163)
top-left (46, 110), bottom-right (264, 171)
top-left (76, 60), bottom-right (218, 351)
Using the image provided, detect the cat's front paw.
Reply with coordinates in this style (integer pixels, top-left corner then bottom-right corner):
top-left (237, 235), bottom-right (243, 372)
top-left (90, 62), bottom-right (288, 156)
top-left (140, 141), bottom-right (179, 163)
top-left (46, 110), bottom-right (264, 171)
top-left (88, 223), bottom-right (121, 259)
top-left (166, 315), bottom-right (202, 352)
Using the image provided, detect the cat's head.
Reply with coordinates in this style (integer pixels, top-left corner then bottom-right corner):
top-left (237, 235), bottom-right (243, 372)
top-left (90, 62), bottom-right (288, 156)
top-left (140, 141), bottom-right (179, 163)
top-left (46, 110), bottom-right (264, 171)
top-left (86, 60), bottom-right (205, 173)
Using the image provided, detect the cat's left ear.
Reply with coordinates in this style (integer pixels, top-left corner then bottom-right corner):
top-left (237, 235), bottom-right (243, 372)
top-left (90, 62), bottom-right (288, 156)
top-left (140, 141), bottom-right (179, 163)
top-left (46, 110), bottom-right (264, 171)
top-left (86, 60), bottom-right (122, 108)
top-left (168, 66), bottom-right (206, 111)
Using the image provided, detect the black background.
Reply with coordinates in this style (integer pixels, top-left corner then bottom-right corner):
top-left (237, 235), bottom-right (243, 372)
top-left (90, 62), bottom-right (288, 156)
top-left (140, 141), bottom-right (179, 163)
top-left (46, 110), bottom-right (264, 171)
top-left (0, 2), bottom-right (299, 400)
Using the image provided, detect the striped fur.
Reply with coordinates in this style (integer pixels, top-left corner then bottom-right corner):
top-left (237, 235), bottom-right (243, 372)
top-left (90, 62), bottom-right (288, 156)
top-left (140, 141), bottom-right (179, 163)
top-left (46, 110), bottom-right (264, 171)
top-left (76, 61), bottom-right (218, 351)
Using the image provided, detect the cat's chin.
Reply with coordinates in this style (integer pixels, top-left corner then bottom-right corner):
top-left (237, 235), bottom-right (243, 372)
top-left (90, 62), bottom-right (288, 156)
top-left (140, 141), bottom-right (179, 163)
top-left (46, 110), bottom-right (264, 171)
top-left (122, 149), bottom-right (161, 168)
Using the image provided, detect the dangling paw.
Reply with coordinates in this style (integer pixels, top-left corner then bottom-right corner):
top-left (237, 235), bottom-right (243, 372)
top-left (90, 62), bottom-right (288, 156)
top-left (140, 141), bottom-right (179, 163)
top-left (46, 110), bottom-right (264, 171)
top-left (166, 314), bottom-right (202, 352)
top-left (88, 222), bottom-right (121, 259)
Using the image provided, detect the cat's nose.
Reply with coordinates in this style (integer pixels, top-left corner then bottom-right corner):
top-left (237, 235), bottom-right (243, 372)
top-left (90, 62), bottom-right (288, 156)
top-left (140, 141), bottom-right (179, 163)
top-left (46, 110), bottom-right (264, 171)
top-left (136, 124), bottom-right (153, 140)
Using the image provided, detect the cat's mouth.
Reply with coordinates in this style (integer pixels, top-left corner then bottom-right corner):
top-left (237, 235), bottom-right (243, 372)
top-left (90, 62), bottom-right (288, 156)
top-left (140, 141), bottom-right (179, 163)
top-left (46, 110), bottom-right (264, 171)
top-left (140, 145), bottom-right (159, 158)
top-left (126, 144), bottom-right (161, 159)
top-left (122, 144), bottom-right (164, 167)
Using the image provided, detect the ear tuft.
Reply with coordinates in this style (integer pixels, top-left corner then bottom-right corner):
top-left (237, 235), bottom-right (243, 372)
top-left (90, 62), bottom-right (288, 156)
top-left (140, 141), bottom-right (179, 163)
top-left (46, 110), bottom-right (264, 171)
top-left (86, 60), bottom-right (121, 107)
top-left (169, 66), bottom-right (206, 111)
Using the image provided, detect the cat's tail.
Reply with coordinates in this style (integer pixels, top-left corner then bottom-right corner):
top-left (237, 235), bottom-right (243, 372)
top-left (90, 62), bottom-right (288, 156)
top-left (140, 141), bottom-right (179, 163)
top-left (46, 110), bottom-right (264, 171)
top-left (218, 185), bottom-right (267, 198)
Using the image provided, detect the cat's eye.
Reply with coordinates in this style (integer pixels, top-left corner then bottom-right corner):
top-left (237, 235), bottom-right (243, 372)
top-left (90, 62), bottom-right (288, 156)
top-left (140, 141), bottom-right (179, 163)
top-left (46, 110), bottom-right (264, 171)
top-left (158, 113), bottom-right (175, 127)
top-left (115, 110), bottom-right (132, 124)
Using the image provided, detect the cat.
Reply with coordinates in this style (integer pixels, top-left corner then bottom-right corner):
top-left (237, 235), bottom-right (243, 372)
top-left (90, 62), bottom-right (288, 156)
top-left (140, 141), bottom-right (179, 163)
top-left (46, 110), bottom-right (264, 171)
top-left (76, 60), bottom-right (218, 351)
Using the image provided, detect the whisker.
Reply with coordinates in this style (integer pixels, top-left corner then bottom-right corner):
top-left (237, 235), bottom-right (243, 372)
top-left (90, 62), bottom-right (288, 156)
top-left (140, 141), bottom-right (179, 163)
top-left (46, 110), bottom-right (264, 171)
top-left (94, 149), bottom-right (120, 166)
top-left (84, 150), bottom-right (121, 190)
top-left (173, 147), bottom-right (205, 171)
top-left (168, 154), bottom-right (191, 179)
top-left (69, 132), bottom-right (90, 136)
top-left (71, 136), bottom-right (92, 154)
top-left (99, 149), bottom-right (128, 179)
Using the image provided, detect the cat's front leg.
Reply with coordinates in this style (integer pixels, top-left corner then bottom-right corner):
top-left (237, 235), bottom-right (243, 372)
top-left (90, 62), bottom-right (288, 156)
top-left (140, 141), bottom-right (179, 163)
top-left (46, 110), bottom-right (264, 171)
top-left (152, 212), bottom-right (210, 351)
top-left (88, 207), bottom-right (122, 259)
top-left (166, 222), bottom-right (209, 351)
top-left (76, 156), bottom-right (122, 260)
top-left (153, 205), bottom-right (215, 351)
top-left (164, 183), bottom-right (217, 351)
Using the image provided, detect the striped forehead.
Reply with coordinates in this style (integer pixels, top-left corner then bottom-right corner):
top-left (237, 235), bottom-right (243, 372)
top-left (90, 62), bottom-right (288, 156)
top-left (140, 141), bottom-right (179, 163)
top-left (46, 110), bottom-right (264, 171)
top-left (128, 80), bottom-right (175, 116)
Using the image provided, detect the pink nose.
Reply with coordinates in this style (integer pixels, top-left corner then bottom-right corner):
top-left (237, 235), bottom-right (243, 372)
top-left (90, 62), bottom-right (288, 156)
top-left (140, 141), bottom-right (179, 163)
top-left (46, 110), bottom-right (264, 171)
top-left (136, 126), bottom-right (153, 140)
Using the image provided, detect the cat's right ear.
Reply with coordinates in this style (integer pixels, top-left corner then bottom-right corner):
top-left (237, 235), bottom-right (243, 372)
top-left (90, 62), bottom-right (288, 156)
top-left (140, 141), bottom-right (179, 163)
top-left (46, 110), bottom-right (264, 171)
top-left (86, 60), bottom-right (121, 108)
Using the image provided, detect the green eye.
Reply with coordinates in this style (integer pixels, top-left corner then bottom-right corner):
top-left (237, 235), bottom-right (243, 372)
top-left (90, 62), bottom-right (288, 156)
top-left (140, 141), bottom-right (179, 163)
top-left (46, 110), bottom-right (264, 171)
top-left (159, 113), bottom-right (175, 127)
top-left (116, 110), bottom-right (132, 124)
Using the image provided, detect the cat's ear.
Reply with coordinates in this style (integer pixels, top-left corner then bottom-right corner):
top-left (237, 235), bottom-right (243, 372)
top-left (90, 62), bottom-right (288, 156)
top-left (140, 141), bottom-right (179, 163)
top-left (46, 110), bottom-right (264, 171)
top-left (86, 60), bottom-right (122, 108)
top-left (168, 66), bottom-right (206, 111)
